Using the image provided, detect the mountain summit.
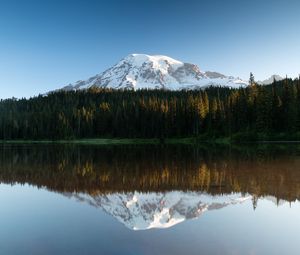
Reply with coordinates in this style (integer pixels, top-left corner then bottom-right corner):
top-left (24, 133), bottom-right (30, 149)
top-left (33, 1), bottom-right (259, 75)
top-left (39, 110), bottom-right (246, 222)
top-left (257, 74), bottom-right (284, 85)
top-left (60, 54), bottom-right (247, 91)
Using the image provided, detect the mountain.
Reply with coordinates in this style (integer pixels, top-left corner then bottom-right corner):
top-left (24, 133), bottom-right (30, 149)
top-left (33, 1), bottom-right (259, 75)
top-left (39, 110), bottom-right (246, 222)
top-left (257, 74), bottom-right (284, 85)
top-left (60, 54), bottom-right (247, 91)
top-left (69, 191), bottom-right (251, 230)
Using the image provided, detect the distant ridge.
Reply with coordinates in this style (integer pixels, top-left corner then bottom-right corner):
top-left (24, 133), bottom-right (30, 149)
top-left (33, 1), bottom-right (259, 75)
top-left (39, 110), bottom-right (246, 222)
top-left (257, 74), bottom-right (284, 85)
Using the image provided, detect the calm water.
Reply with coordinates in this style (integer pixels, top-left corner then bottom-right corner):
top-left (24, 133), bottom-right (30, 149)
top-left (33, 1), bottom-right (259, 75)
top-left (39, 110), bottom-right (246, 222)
top-left (0, 144), bottom-right (300, 255)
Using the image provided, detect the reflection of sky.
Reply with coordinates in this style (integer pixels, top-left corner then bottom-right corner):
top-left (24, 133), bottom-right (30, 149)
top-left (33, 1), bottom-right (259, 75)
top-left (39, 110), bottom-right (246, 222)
top-left (0, 184), bottom-right (299, 255)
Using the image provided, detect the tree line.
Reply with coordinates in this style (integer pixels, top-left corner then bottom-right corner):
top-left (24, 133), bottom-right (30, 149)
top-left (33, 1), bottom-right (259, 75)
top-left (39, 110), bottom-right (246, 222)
top-left (0, 75), bottom-right (300, 140)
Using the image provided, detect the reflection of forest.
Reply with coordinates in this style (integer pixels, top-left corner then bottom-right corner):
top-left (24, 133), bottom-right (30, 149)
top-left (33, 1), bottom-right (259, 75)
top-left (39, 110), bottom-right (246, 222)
top-left (0, 144), bottom-right (299, 202)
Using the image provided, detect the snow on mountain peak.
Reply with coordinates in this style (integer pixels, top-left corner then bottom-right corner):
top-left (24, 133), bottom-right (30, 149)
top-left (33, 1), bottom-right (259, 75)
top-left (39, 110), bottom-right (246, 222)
top-left (257, 74), bottom-right (284, 85)
top-left (124, 53), bottom-right (184, 68)
top-left (59, 54), bottom-right (247, 91)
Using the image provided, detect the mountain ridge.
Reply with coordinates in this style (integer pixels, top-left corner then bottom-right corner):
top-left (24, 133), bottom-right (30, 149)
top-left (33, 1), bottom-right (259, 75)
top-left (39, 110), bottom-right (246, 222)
top-left (257, 74), bottom-right (284, 85)
top-left (59, 54), bottom-right (248, 91)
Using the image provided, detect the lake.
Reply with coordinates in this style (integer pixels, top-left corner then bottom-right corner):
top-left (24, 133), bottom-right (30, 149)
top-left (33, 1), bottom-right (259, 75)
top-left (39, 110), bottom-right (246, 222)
top-left (0, 144), bottom-right (299, 255)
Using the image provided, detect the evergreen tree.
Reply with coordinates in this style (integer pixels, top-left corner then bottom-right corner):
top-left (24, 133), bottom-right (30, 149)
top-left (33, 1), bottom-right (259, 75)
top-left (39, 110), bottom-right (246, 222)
top-left (0, 79), bottom-right (299, 141)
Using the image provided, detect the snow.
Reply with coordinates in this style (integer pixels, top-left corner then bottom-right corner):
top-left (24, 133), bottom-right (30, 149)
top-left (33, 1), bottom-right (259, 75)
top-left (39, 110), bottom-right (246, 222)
top-left (129, 54), bottom-right (184, 69)
top-left (257, 74), bottom-right (284, 85)
top-left (59, 54), bottom-right (248, 91)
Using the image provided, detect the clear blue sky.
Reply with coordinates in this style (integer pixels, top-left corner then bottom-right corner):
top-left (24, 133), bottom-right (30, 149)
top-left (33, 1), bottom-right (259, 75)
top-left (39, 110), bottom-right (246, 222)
top-left (1, 0), bottom-right (300, 98)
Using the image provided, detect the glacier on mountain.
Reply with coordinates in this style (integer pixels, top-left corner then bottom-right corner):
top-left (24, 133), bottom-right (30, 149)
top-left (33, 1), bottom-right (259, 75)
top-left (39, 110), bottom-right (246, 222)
top-left (60, 54), bottom-right (248, 91)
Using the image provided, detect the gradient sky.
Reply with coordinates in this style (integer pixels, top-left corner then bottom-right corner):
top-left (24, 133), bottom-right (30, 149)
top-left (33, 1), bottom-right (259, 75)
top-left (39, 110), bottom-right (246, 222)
top-left (0, 0), bottom-right (300, 98)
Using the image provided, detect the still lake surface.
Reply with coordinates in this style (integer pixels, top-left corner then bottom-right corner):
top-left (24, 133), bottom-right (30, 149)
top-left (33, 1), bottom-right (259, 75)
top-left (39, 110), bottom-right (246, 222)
top-left (0, 144), bottom-right (299, 255)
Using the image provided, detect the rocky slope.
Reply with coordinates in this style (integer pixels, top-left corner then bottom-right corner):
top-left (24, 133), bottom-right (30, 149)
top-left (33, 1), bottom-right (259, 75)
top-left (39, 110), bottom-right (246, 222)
top-left (60, 54), bottom-right (247, 91)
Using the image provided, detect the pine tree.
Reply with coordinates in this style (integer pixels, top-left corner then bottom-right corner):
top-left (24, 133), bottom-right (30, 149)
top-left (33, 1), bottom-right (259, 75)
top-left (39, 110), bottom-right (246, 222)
top-left (249, 72), bottom-right (255, 86)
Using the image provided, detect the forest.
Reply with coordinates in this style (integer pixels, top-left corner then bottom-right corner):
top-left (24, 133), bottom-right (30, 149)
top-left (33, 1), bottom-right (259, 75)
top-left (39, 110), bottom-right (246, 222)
top-left (0, 76), bottom-right (299, 141)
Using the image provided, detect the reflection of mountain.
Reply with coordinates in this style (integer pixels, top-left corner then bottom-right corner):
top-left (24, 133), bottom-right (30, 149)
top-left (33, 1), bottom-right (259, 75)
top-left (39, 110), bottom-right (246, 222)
top-left (71, 191), bottom-right (250, 230)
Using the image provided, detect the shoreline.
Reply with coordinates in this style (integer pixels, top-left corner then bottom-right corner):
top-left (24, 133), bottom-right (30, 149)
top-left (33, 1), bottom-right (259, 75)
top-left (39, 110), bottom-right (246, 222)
top-left (0, 138), bottom-right (300, 145)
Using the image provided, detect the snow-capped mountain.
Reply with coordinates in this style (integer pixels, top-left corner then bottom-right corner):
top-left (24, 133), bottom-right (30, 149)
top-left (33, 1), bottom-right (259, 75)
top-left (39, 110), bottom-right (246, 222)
top-left (70, 191), bottom-right (251, 230)
top-left (60, 54), bottom-right (247, 91)
top-left (257, 74), bottom-right (284, 85)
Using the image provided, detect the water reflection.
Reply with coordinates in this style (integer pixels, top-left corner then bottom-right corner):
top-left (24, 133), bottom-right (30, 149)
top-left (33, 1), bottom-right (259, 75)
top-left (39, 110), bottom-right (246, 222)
top-left (1, 144), bottom-right (300, 254)
top-left (1, 144), bottom-right (300, 198)
top-left (70, 191), bottom-right (250, 230)
top-left (0, 144), bottom-right (300, 230)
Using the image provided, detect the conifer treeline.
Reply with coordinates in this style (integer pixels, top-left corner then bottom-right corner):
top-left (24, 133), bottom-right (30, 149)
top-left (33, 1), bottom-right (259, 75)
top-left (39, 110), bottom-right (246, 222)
top-left (0, 77), bottom-right (299, 140)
